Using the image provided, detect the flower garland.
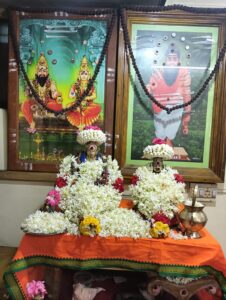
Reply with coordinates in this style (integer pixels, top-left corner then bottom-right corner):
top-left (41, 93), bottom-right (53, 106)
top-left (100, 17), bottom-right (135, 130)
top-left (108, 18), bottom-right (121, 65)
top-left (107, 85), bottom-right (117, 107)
top-left (9, 8), bottom-right (116, 115)
top-left (79, 216), bottom-right (101, 237)
top-left (57, 154), bottom-right (124, 224)
top-left (119, 6), bottom-right (226, 114)
top-left (59, 182), bottom-right (122, 222)
top-left (129, 166), bottom-right (186, 219)
top-left (57, 154), bottom-right (123, 186)
top-left (21, 211), bottom-right (70, 234)
top-left (150, 221), bottom-right (170, 239)
top-left (97, 208), bottom-right (150, 238)
top-left (143, 144), bottom-right (174, 160)
top-left (77, 126), bottom-right (107, 145)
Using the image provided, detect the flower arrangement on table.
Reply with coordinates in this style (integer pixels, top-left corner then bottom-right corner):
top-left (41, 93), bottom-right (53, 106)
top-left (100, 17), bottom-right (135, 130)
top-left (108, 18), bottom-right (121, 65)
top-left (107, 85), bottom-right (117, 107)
top-left (129, 138), bottom-right (187, 238)
top-left (21, 127), bottom-right (150, 238)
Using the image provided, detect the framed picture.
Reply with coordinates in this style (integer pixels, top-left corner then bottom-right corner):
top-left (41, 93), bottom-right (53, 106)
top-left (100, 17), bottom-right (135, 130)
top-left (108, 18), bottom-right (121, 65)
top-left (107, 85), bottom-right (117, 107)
top-left (115, 10), bottom-right (226, 183)
top-left (8, 10), bottom-right (117, 173)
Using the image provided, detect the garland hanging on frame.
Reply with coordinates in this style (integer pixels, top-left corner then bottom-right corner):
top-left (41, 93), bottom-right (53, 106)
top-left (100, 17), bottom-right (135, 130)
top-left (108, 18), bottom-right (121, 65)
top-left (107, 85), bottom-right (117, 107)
top-left (7, 5), bottom-right (226, 115)
top-left (119, 5), bottom-right (226, 114)
top-left (8, 8), bottom-right (116, 116)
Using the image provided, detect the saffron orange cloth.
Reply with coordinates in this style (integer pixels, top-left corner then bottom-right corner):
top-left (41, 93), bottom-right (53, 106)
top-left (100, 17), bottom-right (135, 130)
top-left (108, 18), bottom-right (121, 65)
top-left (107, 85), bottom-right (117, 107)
top-left (4, 228), bottom-right (226, 299)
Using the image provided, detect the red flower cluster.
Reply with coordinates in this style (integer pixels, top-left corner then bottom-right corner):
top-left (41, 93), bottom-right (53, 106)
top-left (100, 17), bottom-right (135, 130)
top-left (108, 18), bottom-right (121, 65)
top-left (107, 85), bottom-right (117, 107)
top-left (55, 177), bottom-right (67, 188)
top-left (174, 173), bottom-right (184, 183)
top-left (112, 178), bottom-right (124, 193)
top-left (131, 175), bottom-right (139, 185)
top-left (152, 212), bottom-right (171, 225)
top-left (152, 138), bottom-right (165, 145)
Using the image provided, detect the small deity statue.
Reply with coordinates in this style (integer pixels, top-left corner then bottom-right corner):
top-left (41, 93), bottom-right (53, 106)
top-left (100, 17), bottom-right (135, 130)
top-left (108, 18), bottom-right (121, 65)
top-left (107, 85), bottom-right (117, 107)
top-left (75, 125), bottom-right (106, 163)
top-left (142, 138), bottom-right (174, 173)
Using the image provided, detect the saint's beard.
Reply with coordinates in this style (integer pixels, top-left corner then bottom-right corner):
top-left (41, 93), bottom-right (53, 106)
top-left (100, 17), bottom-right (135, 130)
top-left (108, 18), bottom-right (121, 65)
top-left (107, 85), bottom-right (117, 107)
top-left (163, 67), bottom-right (179, 86)
top-left (36, 74), bottom-right (49, 87)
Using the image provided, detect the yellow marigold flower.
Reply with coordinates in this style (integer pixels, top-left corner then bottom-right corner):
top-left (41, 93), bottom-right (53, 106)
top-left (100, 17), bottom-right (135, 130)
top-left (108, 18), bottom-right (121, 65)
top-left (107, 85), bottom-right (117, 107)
top-left (150, 221), bottom-right (170, 239)
top-left (79, 216), bottom-right (101, 236)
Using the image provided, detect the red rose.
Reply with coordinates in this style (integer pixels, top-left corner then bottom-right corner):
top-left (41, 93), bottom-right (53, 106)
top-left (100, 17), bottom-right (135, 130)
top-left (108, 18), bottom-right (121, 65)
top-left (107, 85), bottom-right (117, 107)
top-left (131, 175), bottom-right (139, 185)
top-left (152, 212), bottom-right (171, 225)
top-left (174, 173), bottom-right (184, 183)
top-left (55, 177), bottom-right (67, 188)
top-left (152, 138), bottom-right (165, 145)
top-left (112, 178), bottom-right (124, 193)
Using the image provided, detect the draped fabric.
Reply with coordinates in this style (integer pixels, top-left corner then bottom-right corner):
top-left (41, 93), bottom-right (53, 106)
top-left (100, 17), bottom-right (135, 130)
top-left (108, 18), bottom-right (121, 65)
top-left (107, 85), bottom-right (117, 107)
top-left (4, 228), bottom-right (226, 300)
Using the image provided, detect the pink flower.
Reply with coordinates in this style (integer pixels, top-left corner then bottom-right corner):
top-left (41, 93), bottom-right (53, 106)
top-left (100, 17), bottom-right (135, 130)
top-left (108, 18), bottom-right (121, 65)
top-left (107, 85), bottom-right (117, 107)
top-left (26, 280), bottom-right (47, 299)
top-left (55, 177), bottom-right (67, 188)
top-left (45, 189), bottom-right (60, 207)
top-left (152, 138), bottom-right (165, 145)
top-left (84, 125), bottom-right (101, 130)
top-left (174, 173), bottom-right (184, 183)
top-left (131, 175), bottom-right (139, 185)
top-left (152, 212), bottom-right (171, 225)
top-left (112, 178), bottom-right (124, 193)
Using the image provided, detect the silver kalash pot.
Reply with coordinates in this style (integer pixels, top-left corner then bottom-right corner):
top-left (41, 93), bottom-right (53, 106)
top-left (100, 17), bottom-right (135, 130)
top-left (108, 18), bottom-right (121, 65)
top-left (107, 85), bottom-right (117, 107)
top-left (179, 185), bottom-right (208, 238)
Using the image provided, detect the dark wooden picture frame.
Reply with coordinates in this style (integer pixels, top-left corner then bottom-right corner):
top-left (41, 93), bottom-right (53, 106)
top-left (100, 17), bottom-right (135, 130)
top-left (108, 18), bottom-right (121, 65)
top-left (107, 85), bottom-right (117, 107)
top-left (8, 10), bottom-right (117, 173)
top-left (115, 10), bottom-right (226, 183)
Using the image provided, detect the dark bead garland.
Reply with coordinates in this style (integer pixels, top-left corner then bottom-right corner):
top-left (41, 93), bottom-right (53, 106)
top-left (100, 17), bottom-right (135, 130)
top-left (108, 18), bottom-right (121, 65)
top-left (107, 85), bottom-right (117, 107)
top-left (9, 9), bottom-right (116, 116)
top-left (8, 5), bottom-right (226, 115)
top-left (119, 7), bottom-right (226, 114)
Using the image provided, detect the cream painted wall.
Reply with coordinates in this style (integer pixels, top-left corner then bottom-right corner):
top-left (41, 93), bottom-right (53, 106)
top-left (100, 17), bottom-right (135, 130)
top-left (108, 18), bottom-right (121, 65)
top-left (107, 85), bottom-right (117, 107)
top-left (0, 181), bottom-right (52, 247)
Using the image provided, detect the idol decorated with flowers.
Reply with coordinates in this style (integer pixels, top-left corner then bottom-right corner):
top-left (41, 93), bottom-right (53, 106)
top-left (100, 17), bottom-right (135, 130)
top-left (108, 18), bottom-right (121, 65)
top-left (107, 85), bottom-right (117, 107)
top-left (57, 126), bottom-right (150, 237)
top-left (129, 138), bottom-right (187, 238)
top-left (21, 126), bottom-right (150, 238)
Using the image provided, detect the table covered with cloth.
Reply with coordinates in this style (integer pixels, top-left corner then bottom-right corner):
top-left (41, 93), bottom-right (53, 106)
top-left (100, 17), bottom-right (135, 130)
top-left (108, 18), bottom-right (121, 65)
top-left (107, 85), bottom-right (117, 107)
top-left (3, 229), bottom-right (226, 300)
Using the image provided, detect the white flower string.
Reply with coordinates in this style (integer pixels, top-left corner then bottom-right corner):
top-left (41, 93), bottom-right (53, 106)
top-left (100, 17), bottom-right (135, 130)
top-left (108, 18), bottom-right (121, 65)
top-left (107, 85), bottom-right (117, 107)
top-left (77, 128), bottom-right (106, 145)
top-left (97, 208), bottom-right (151, 238)
top-left (21, 211), bottom-right (69, 234)
top-left (143, 144), bottom-right (174, 160)
top-left (130, 166), bottom-right (186, 219)
top-left (59, 182), bottom-right (122, 222)
top-left (169, 230), bottom-right (188, 240)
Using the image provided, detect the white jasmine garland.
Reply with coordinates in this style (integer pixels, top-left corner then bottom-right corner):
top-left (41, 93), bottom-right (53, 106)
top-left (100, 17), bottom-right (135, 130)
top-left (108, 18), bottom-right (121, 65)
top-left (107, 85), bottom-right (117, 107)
top-left (58, 154), bottom-right (77, 177)
top-left (78, 160), bottom-right (105, 183)
top-left (59, 182), bottom-right (121, 222)
top-left (21, 211), bottom-right (70, 234)
top-left (143, 144), bottom-right (174, 160)
top-left (58, 155), bottom-right (122, 186)
top-left (106, 156), bottom-right (123, 184)
top-left (129, 166), bottom-right (186, 219)
top-left (57, 153), bottom-right (124, 226)
top-left (77, 129), bottom-right (106, 145)
top-left (66, 222), bottom-right (79, 235)
top-left (97, 208), bottom-right (151, 238)
top-left (169, 230), bottom-right (188, 240)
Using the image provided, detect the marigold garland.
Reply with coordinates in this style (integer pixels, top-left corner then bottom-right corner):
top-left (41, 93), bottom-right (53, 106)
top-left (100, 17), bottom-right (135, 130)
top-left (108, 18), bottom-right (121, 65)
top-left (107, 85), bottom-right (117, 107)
top-left (151, 221), bottom-right (170, 239)
top-left (79, 216), bottom-right (101, 236)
